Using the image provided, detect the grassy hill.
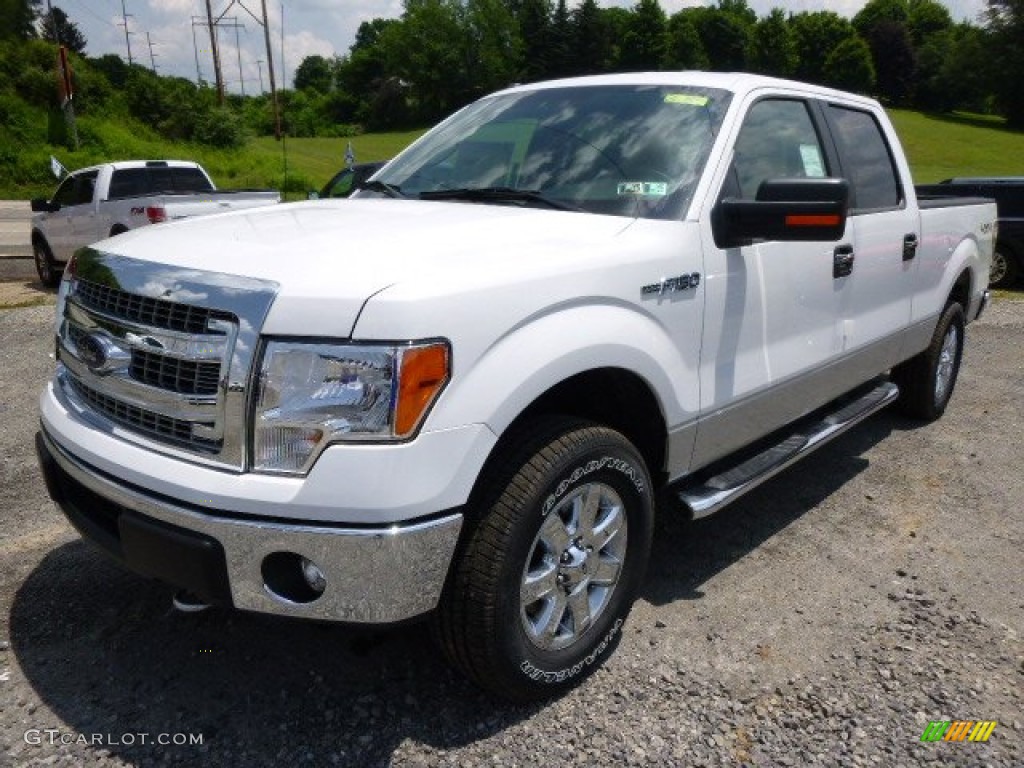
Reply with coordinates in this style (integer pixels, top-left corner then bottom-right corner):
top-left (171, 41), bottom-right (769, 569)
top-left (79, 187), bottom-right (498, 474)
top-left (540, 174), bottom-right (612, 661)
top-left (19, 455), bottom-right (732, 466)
top-left (3, 109), bottom-right (1023, 200)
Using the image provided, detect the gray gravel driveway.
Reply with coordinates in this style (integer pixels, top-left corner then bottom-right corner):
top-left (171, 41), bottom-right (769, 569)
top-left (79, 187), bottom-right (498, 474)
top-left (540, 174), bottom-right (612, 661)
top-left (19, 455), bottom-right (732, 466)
top-left (1, 298), bottom-right (1021, 767)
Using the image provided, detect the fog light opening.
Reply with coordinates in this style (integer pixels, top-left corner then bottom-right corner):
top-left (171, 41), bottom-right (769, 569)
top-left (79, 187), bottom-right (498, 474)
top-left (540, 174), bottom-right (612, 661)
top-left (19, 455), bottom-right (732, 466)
top-left (261, 551), bottom-right (327, 604)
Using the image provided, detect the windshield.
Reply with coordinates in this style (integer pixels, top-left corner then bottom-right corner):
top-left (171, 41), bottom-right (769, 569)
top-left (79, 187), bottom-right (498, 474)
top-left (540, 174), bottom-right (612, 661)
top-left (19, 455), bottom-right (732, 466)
top-left (370, 84), bottom-right (732, 220)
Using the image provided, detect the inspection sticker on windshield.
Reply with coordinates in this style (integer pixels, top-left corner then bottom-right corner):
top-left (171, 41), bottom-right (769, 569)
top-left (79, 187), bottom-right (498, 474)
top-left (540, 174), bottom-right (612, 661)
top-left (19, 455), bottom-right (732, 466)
top-left (618, 181), bottom-right (668, 196)
top-left (664, 93), bottom-right (709, 106)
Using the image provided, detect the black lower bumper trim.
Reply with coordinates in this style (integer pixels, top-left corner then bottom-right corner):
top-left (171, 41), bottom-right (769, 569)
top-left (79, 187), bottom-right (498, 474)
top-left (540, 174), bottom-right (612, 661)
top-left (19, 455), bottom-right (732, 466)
top-left (36, 431), bottom-right (232, 605)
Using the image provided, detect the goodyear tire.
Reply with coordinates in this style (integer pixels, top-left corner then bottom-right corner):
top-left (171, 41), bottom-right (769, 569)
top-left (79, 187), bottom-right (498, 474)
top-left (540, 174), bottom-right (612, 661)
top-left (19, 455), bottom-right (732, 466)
top-left (436, 416), bottom-right (653, 702)
top-left (33, 238), bottom-right (60, 288)
top-left (892, 302), bottom-right (965, 421)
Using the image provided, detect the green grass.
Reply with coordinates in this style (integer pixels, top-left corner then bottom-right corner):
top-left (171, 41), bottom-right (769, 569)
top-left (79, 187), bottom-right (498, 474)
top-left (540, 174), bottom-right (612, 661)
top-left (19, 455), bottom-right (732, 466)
top-left (1, 128), bottom-right (425, 200)
top-left (246, 131), bottom-right (425, 198)
top-left (888, 110), bottom-right (1024, 182)
top-left (5, 110), bottom-right (1023, 199)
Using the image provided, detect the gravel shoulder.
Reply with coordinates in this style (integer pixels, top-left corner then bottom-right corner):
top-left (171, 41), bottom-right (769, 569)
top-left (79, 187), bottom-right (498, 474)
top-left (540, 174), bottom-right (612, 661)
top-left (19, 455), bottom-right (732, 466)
top-left (0, 298), bottom-right (1021, 767)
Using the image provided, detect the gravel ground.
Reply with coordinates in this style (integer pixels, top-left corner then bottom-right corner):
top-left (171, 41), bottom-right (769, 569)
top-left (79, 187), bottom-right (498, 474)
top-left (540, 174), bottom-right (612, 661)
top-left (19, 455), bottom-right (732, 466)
top-left (0, 297), bottom-right (1021, 767)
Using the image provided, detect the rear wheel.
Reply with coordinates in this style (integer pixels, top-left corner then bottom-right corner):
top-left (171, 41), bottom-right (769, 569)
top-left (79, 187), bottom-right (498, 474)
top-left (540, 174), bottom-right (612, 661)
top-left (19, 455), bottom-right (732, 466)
top-left (892, 302), bottom-right (965, 421)
top-left (33, 238), bottom-right (60, 288)
top-left (436, 416), bottom-right (654, 702)
top-left (989, 245), bottom-right (1019, 289)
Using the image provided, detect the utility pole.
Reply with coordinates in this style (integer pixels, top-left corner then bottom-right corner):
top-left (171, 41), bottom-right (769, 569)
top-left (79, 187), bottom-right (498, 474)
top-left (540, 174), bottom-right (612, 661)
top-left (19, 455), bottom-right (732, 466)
top-left (119, 0), bottom-right (134, 66)
top-left (47, 0), bottom-right (79, 149)
top-left (234, 21), bottom-right (245, 97)
top-left (262, 0), bottom-right (281, 139)
top-left (190, 17), bottom-right (204, 84)
top-left (209, 0), bottom-right (280, 137)
top-left (146, 31), bottom-right (158, 74)
top-left (211, 17), bottom-right (246, 97)
top-left (204, 0), bottom-right (225, 104)
top-left (256, 59), bottom-right (264, 93)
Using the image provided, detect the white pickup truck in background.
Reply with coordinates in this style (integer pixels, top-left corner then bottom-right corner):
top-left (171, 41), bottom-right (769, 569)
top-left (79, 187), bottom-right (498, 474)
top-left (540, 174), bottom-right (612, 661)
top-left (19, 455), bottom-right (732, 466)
top-left (36, 73), bottom-right (994, 702)
top-left (30, 160), bottom-right (280, 286)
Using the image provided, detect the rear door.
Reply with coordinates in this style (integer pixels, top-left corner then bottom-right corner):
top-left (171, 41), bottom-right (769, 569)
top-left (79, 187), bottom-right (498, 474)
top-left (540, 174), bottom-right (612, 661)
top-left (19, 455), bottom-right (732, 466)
top-left (823, 103), bottom-right (916, 370)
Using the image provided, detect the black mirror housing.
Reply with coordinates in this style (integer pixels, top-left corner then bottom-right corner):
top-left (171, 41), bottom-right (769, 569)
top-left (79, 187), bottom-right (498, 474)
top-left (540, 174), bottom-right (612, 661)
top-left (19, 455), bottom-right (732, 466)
top-left (31, 198), bottom-right (57, 213)
top-left (713, 178), bottom-right (851, 249)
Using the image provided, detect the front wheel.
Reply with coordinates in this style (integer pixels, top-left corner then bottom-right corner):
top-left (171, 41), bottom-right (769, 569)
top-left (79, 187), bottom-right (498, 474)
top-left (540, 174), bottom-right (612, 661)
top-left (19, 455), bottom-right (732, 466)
top-left (33, 238), bottom-right (60, 288)
top-left (892, 302), bottom-right (965, 421)
top-left (436, 417), bottom-right (654, 702)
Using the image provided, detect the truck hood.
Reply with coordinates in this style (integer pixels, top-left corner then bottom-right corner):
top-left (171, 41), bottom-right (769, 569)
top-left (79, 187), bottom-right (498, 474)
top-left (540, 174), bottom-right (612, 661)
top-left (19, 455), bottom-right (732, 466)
top-left (97, 199), bottom-right (635, 337)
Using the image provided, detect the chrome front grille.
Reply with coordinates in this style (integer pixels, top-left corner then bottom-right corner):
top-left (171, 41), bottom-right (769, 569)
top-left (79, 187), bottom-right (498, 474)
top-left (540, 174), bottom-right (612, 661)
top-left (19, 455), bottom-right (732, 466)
top-left (75, 278), bottom-right (232, 334)
top-left (55, 249), bottom-right (279, 469)
top-left (67, 323), bottom-right (221, 396)
top-left (68, 376), bottom-right (218, 451)
top-left (130, 348), bottom-right (222, 396)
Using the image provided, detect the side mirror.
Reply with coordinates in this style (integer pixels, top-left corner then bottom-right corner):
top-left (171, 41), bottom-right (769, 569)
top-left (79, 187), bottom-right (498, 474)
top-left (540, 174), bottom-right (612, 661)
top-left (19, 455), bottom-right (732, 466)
top-left (31, 198), bottom-right (58, 213)
top-left (713, 178), bottom-right (850, 249)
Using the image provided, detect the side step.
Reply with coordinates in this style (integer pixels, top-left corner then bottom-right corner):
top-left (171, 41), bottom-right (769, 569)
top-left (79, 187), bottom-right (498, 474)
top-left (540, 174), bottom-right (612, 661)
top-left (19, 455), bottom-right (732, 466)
top-left (677, 379), bottom-right (899, 520)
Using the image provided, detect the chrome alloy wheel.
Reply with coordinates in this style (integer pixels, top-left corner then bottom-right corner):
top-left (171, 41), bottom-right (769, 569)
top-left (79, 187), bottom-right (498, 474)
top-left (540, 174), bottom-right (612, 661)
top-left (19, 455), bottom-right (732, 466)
top-left (520, 482), bottom-right (628, 652)
top-left (934, 322), bottom-right (959, 405)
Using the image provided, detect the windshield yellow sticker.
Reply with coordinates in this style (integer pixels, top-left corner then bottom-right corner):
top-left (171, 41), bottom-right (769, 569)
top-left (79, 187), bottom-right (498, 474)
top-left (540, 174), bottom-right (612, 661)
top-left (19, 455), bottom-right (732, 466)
top-left (664, 93), bottom-right (709, 106)
top-left (618, 181), bottom-right (669, 196)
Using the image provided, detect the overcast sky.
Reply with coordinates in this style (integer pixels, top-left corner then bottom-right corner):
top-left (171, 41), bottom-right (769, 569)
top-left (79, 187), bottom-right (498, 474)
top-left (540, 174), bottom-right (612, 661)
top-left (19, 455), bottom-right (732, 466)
top-left (60, 0), bottom-right (990, 94)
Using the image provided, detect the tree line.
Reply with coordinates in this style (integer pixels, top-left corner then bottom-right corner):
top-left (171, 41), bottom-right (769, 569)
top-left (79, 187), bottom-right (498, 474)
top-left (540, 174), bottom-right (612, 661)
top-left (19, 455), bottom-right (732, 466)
top-left (292, 0), bottom-right (1024, 131)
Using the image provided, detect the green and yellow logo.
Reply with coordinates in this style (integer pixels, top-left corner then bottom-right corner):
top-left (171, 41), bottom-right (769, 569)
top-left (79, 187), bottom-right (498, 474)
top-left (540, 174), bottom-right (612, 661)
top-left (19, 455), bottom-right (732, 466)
top-left (920, 720), bottom-right (997, 742)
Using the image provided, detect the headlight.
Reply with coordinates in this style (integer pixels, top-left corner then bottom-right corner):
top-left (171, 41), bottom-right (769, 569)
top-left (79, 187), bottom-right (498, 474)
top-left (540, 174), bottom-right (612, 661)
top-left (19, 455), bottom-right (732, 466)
top-left (253, 340), bottom-right (450, 474)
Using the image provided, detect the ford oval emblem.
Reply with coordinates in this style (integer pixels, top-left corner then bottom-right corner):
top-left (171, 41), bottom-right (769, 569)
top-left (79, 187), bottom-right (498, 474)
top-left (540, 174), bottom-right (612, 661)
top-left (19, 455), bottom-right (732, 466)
top-left (77, 333), bottom-right (107, 370)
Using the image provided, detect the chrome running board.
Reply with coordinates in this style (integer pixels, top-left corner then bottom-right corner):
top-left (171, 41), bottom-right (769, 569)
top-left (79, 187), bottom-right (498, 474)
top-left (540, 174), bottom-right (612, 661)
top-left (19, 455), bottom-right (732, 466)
top-left (678, 380), bottom-right (899, 520)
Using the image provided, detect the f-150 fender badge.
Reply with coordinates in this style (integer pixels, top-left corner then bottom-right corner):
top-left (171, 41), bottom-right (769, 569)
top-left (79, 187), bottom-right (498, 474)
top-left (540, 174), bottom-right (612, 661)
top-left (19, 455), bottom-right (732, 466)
top-left (642, 273), bottom-right (701, 296)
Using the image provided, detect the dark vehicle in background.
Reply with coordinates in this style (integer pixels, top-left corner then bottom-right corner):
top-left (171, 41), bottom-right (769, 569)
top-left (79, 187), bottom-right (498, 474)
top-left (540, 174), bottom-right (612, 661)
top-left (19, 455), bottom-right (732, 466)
top-left (315, 162), bottom-right (386, 199)
top-left (917, 178), bottom-right (1024, 288)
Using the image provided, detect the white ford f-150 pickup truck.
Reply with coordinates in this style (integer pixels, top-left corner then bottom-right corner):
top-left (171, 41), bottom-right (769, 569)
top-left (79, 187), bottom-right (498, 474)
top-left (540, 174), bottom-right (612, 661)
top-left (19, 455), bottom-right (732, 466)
top-left (30, 159), bottom-right (280, 287)
top-left (36, 73), bottom-right (993, 701)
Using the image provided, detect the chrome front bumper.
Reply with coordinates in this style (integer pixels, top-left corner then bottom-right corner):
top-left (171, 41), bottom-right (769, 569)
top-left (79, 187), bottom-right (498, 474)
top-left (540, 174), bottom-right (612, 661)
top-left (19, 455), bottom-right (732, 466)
top-left (38, 427), bottom-right (462, 624)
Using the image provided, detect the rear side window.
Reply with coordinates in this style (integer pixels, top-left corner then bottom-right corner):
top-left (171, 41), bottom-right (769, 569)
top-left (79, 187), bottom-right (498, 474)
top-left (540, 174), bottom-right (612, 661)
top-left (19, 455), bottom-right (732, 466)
top-left (827, 106), bottom-right (902, 211)
top-left (108, 167), bottom-right (214, 199)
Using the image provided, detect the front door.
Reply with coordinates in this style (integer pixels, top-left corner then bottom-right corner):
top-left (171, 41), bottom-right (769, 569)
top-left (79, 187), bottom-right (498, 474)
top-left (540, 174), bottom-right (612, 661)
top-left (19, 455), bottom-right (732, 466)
top-left (694, 96), bottom-right (849, 468)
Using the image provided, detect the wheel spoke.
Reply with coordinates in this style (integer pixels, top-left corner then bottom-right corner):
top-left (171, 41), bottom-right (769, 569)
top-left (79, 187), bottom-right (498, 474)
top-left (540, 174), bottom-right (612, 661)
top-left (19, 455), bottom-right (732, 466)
top-left (592, 504), bottom-right (625, 547)
top-left (577, 485), bottom-right (601, 539)
top-left (539, 511), bottom-right (572, 553)
top-left (565, 586), bottom-right (593, 634)
top-left (537, 592), bottom-right (568, 644)
top-left (520, 560), bottom-right (558, 606)
top-left (590, 554), bottom-right (621, 586)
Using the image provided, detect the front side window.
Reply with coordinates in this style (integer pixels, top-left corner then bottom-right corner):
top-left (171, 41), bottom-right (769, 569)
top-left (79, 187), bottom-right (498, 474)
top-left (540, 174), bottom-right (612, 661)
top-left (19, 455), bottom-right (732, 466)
top-left (372, 85), bottom-right (732, 220)
top-left (70, 171), bottom-right (98, 206)
top-left (827, 105), bottom-right (902, 211)
top-left (51, 175), bottom-right (78, 207)
top-left (727, 98), bottom-right (829, 200)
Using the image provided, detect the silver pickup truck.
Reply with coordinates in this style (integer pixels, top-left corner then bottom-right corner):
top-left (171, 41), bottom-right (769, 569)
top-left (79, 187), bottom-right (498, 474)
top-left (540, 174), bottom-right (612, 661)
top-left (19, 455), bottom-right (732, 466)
top-left (30, 160), bottom-right (280, 286)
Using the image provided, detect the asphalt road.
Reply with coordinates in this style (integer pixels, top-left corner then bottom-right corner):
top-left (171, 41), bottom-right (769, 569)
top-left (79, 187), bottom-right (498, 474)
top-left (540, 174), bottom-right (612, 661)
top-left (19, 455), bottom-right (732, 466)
top-left (0, 298), bottom-right (1021, 766)
top-left (0, 201), bottom-right (34, 282)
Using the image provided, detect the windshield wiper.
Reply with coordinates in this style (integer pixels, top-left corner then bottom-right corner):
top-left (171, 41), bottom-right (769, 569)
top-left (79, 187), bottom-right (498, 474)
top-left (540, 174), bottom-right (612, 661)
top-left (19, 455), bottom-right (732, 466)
top-left (356, 179), bottom-right (405, 198)
top-left (419, 187), bottom-right (581, 211)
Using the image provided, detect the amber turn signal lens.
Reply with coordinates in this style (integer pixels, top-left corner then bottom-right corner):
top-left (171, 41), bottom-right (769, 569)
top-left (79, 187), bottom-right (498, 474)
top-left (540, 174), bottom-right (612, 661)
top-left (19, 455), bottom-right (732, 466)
top-left (395, 344), bottom-right (450, 437)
